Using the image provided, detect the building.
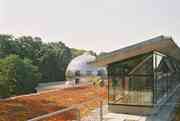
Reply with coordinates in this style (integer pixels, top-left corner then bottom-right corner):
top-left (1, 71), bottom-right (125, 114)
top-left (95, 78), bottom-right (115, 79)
top-left (91, 35), bottom-right (180, 117)
top-left (66, 52), bottom-right (107, 83)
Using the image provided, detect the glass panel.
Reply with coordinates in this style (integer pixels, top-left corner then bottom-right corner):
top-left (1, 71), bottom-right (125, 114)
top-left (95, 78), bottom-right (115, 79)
top-left (153, 52), bottom-right (180, 104)
top-left (108, 76), bottom-right (124, 103)
top-left (108, 53), bottom-right (153, 105)
top-left (154, 53), bottom-right (168, 103)
top-left (108, 53), bottom-right (150, 76)
top-left (128, 76), bottom-right (153, 105)
top-left (130, 55), bottom-right (153, 75)
top-left (166, 58), bottom-right (180, 92)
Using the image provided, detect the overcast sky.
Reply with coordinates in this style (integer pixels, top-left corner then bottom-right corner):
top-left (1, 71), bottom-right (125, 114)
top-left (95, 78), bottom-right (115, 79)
top-left (0, 0), bottom-right (180, 53)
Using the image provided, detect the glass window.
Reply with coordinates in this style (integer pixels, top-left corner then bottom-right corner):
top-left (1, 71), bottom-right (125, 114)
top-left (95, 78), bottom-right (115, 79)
top-left (86, 70), bottom-right (92, 76)
top-left (154, 53), bottom-right (168, 103)
top-left (108, 52), bottom-right (153, 105)
top-left (153, 52), bottom-right (180, 104)
top-left (108, 51), bottom-right (180, 106)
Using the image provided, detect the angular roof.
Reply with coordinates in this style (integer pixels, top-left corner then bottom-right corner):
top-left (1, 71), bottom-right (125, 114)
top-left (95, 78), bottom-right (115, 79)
top-left (91, 35), bottom-right (180, 67)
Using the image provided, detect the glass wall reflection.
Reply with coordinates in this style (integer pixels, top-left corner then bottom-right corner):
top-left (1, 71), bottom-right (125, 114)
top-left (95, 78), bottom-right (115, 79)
top-left (108, 53), bottom-right (153, 105)
top-left (108, 51), bottom-right (180, 106)
top-left (154, 52), bottom-right (180, 104)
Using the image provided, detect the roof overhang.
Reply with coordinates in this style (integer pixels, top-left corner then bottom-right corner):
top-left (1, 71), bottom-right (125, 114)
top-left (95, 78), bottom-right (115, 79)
top-left (91, 35), bottom-right (180, 67)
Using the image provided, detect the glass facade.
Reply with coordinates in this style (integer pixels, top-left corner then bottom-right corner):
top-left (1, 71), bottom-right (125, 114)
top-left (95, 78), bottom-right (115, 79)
top-left (108, 51), bottom-right (180, 106)
top-left (153, 52), bottom-right (180, 104)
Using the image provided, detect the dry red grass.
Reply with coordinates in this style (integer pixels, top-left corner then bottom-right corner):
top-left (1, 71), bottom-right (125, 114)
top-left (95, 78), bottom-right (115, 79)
top-left (0, 85), bottom-right (107, 121)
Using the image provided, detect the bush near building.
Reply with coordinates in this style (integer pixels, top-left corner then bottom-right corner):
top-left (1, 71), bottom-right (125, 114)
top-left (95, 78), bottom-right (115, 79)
top-left (0, 54), bottom-right (41, 98)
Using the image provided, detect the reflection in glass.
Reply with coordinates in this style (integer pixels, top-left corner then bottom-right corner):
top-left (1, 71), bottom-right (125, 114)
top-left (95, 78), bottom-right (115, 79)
top-left (108, 53), bottom-right (153, 105)
top-left (66, 52), bottom-right (107, 82)
top-left (154, 52), bottom-right (180, 104)
top-left (108, 51), bottom-right (180, 106)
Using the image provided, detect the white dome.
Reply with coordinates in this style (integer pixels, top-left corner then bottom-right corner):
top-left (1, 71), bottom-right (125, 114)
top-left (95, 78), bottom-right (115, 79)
top-left (66, 52), bottom-right (107, 83)
top-left (66, 52), bottom-right (98, 77)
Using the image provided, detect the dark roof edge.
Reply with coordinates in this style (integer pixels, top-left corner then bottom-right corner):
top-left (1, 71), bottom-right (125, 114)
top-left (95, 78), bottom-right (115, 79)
top-left (91, 35), bottom-right (180, 66)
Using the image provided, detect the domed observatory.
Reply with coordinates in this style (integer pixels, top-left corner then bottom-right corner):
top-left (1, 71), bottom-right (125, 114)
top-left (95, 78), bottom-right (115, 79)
top-left (66, 52), bottom-right (107, 84)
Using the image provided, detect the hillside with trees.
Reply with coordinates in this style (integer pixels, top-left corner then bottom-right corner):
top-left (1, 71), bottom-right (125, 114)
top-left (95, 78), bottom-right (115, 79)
top-left (0, 34), bottom-right (95, 98)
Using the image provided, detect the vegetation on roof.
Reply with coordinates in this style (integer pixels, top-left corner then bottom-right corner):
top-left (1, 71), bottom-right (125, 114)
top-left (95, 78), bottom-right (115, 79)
top-left (0, 85), bottom-right (107, 121)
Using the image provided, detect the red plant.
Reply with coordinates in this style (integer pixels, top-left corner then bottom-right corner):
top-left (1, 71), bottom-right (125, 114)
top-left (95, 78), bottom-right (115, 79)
top-left (0, 85), bottom-right (107, 121)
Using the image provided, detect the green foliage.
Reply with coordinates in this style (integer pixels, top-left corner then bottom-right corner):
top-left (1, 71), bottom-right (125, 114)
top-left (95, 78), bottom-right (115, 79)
top-left (0, 35), bottom-right (17, 58)
top-left (16, 36), bottom-right (43, 64)
top-left (38, 42), bottom-right (72, 82)
top-left (97, 52), bottom-right (109, 59)
top-left (0, 55), bottom-right (41, 97)
top-left (70, 48), bottom-right (96, 58)
top-left (0, 35), bottom-right (73, 83)
top-left (0, 34), bottom-right (94, 97)
top-left (0, 35), bottom-right (43, 63)
top-left (90, 76), bottom-right (105, 87)
top-left (112, 79), bottom-right (118, 88)
top-left (70, 48), bottom-right (88, 58)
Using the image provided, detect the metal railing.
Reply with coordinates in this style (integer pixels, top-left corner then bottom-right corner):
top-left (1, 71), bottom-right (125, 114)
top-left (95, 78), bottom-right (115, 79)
top-left (27, 96), bottom-right (104, 121)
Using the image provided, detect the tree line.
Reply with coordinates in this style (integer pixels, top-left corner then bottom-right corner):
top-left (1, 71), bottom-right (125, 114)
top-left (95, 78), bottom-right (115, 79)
top-left (0, 34), bottom-right (89, 98)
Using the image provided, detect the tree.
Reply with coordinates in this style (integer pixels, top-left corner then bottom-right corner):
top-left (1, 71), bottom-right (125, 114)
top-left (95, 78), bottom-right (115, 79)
top-left (0, 55), bottom-right (41, 97)
top-left (38, 42), bottom-right (72, 82)
top-left (70, 48), bottom-right (87, 58)
top-left (70, 48), bottom-right (96, 58)
top-left (0, 34), bottom-right (94, 84)
top-left (0, 34), bottom-right (17, 58)
top-left (16, 36), bottom-right (43, 64)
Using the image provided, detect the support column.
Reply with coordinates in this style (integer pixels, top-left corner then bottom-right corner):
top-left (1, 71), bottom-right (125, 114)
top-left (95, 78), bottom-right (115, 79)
top-left (100, 101), bottom-right (103, 121)
top-left (76, 108), bottom-right (81, 121)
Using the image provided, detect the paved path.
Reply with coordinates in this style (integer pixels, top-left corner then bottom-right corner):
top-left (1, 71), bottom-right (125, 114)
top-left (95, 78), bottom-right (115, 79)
top-left (36, 81), bottom-right (90, 92)
top-left (82, 90), bottom-right (179, 121)
top-left (36, 81), bottom-right (66, 92)
top-left (104, 113), bottom-right (146, 121)
top-left (82, 105), bottom-right (146, 121)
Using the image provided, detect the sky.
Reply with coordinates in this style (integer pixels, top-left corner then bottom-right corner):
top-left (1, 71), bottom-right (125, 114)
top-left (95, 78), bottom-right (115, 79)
top-left (0, 0), bottom-right (180, 53)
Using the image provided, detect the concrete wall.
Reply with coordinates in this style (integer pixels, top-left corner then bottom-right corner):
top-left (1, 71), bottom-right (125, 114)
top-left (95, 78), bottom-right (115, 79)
top-left (108, 104), bottom-right (153, 115)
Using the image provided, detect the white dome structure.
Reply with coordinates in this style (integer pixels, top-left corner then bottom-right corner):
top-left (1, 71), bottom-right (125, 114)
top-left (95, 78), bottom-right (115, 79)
top-left (66, 52), bottom-right (107, 82)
